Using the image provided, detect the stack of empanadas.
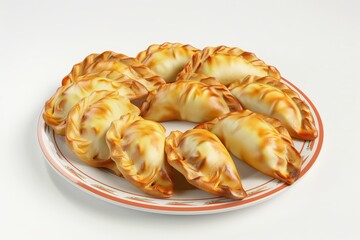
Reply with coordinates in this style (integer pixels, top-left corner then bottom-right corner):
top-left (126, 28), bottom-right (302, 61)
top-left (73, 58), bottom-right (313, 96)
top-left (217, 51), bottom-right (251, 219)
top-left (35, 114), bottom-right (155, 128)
top-left (43, 42), bottom-right (318, 200)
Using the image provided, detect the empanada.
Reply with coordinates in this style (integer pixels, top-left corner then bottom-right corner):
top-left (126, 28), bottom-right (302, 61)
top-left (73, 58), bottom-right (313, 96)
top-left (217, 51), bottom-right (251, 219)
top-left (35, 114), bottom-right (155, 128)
top-left (196, 110), bottom-right (302, 184)
top-left (44, 75), bottom-right (147, 135)
top-left (177, 45), bottom-right (281, 86)
top-left (229, 77), bottom-right (318, 140)
top-left (80, 70), bottom-right (162, 92)
top-left (136, 42), bottom-right (199, 83)
top-left (66, 90), bottom-right (140, 175)
top-left (106, 114), bottom-right (174, 198)
top-left (61, 51), bottom-right (165, 91)
top-left (62, 51), bottom-right (123, 85)
top-left (140, 80), bottom-right (242, 122)
top-left (165, 129), bottom-right (247, 199)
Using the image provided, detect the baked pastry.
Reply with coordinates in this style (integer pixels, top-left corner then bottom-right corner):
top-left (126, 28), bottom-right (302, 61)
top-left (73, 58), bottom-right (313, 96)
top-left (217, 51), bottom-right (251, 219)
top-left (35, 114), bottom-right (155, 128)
top-left (66, 90), bottom-right (140, 175)
top-left (44, 75), bottom-right (147, 135)
top-left (165, 129), bottom-right (247, 199)
top-left (77, 69), bottom-right (165, 92)
top-left (177, 45), bottom-right (281, 86)
top-left (229, 77), bottom-right (318, 140)
top-left (42, 44), bottom-right (314, 200)
top-left (136, 42), bottom-right (199, 83)
top-left (106, 114), bottom-right (174, 198)
top-left (140, 80), bottom-right (242, 122)
top-left (61, 51), bottom-right (165, 91)
top-left (196, 110), bottom-right (302, 184)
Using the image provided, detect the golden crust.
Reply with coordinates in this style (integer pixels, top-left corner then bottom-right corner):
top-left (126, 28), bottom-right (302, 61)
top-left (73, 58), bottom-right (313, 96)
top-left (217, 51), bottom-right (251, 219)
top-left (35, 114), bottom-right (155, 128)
top-left (43, 75), bottom-right (148, 135)
top-left (140, 80), bottom-right (242, 122)
top-left (42, 45), bottom-right (310, 198)
top-left (229, 77), bottom-right (318, 140)
top-left (61, 51), bottom-right (122, 85)
top-left (196, 110), bottom-right (302, 184)
top-left (136, 42), bottom-right (199, 83)
top-left (61, 51), bottom-right (165, 91)
top-left (176, 45), bottom-right (281, 86)
top-left (165, 129), bottom-right (247, 199)
top-left (106, 114), bottom-right (174, 198)
top-left (66, 90), bottom-right (140, 175)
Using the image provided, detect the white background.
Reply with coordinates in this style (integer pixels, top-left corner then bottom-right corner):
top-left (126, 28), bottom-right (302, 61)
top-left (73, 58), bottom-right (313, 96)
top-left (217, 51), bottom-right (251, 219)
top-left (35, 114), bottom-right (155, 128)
top-left (1, 0), bottom-right (360, 239)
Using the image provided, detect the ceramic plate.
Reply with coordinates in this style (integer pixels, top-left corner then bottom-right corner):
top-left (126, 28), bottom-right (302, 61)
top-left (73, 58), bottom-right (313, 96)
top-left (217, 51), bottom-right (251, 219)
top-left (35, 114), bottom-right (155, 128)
top-left (38, 78), bottom-right (323, 215)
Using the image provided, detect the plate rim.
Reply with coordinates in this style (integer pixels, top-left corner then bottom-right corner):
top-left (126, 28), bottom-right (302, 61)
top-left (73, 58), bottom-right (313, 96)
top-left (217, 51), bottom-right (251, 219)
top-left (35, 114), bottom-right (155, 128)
top-left (37, 78), bottom-right (324, 214)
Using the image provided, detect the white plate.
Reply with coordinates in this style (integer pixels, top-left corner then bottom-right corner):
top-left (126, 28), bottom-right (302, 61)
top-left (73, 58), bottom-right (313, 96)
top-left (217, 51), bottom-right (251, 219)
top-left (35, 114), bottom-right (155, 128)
top-left (38, 79), bottom-right (323, 215)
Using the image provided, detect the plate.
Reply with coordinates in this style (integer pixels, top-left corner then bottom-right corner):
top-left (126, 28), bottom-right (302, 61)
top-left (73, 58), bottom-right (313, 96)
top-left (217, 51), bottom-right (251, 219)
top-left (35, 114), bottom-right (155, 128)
top-left (37, 78), bottom-right (323, 215)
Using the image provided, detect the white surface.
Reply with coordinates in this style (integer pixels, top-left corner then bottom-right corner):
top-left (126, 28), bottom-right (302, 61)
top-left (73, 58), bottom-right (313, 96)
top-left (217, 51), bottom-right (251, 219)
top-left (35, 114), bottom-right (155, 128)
top-left (1, 0), bottom-right (359, 239)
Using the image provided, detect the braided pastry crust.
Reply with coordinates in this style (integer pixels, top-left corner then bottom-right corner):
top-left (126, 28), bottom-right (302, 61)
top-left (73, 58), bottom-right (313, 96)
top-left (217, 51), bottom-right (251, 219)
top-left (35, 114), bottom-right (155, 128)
top-left (106, 114), bottom-right (174, 198)
top-left (165, 129), bottom-right (247, 199)
top-left (66, 90), bottom-right (140, 175)
top-left (177, 45), bottom-right (280, 86)
top-left (196, 110), bottom-right (302, 184)
top-left (44, 75), bottom-right (148, 135)
top-left (61, 51), bottom-right (165, 91)
top-left (229, 76), bottom-right (318, 140)
top-left (140, 80), bottom-right (242, 122)
top-left (136, 42), bottom-right (198, 83)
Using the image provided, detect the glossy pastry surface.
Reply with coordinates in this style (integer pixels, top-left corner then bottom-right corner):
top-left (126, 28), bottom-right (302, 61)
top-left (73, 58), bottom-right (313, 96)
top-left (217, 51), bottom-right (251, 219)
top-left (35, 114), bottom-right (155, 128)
top-left (140, 80), bottom-right (242, 122)
top-left (44, 75), bottom-right (147, 135)
top-left (61, 51), bottom-right (165, 91)
top-left (196, 110), bottom-right (302, 184)
top-left (106, 114), bottom-right (174, 198)
top-left (66, 90), bottom-right (140, 175)
top-left (165, 129), bottom-right (247, 199)
top-left (137, 42), bottom-right (198, 83)
top-left (177, 45), bottom-right (280, 86)
top-left (229, 77), bottom-right (318, 140)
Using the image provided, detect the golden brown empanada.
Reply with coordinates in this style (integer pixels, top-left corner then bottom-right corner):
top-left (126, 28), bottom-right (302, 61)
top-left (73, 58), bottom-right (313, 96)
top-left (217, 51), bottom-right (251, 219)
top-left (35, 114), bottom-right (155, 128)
top-left (229, 77), bottom-right (318, 140)
top-left (44, 75), bottom-right (147, 135)
top-left (140, 80), bottom-right (242, 122)
top-left (136, 42), bottom-right (199, 83)
top-left (177, 45), bottom-right (281, 86)
top-left (62, 51), bottom-right (122, 85)
top-left (61, 51), bottom-right (165, 91)
top-left (79, 70), bottom-right (162, 92)
top-left (106, 114), bottom-right (174, 198)
top-left (196, 110), bottom-right (302, 184)
top-left (66, 90), bottom-right (140, 175)
top-left (165, 129), bottom-right (247, 199)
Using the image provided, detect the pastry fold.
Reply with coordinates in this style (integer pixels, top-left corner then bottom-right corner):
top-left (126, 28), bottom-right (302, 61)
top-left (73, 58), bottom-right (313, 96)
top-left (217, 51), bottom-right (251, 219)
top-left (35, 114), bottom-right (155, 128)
top-left (61, 51), bottom-right (165, 91)
top-left (44, 75), bottom-right (147, 135)
top-left (140, 80), bottom-right (242, 122)
top-left (137, 42), bottom-right (199, 83)
top-left (177, 45), bottom-right (280, 86)
top-left (165, 129), bottom-right (247, 199)
top-left (66, 90), bottom-right (140, 175)
top-left (106, 114), bottom-right (174, 198)
top-left (196, 110), bottom-right (302, 184)
top-left (229, 77), bottom-right (318, 140)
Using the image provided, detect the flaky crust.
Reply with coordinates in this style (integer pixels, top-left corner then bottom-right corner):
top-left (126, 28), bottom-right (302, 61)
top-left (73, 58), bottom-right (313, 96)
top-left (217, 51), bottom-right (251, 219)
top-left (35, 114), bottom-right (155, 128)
top-left (61, 51), bottom-right (165, 91)
top-left (176, 45), bottom-right (281, 86)
top-left (66, 90), bottom-right (140, 175)
top-left (42, 44), bottom-right (313, 199)
top-left (44, 75), bottom-right (147, 135)
top-left (62, 51), bottom-right (123, 85)
top-left (140, 80), bottom-right (242, 122)
top-left (229, 76), bottom-right (318, 140)
top-left (196, 110), bottom-right (302, 184)
top-left (136, 42), bottom-right (199, 83)
top-left (165, 129), bottom-right (247, 199)
top-left (106, 114), bottom-right (174, 198)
